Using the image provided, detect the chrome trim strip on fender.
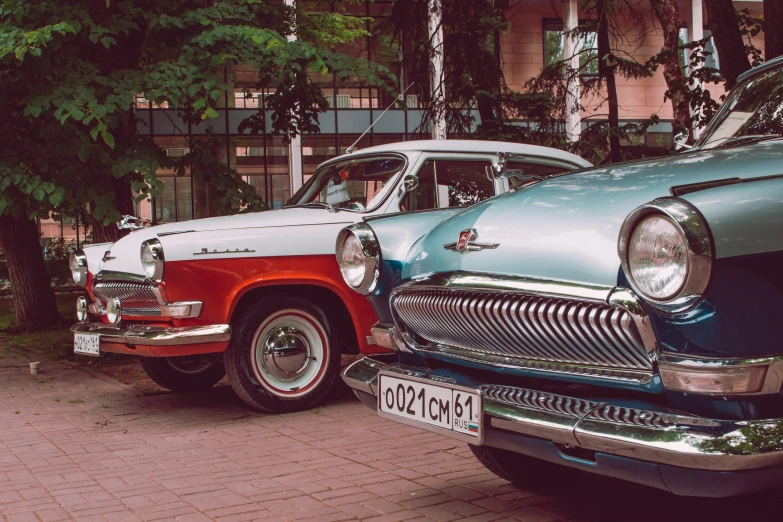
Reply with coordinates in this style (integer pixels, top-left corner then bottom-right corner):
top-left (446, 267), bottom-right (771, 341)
top-left (71, 322), bottom-right (231, 346)
top-left (342, 355), bottom-right (783, 472)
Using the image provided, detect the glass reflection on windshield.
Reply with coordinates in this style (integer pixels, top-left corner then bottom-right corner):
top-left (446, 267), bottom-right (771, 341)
top-left (699, 66), bottom-right (783, 149)
top-left (288, 156), bottom-right (405, 212)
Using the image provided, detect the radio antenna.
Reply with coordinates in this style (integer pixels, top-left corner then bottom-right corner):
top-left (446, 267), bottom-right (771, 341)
top-left (345, 82), bottom-right (415, 154)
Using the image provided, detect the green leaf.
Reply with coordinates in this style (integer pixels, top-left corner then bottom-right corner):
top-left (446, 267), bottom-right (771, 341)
top-left (193, 98), bottom-right (206, 110)
top-left (204, 106), bottom-right (219, 119)
top-left (49, 191), bottom-right (63, 206)
top-left (188, 83), bottom-right (201, 97)
top-left (101, 131), bottom-right (115, 149)
top-left (32, 188), bottom-right (45, 201)
top-left (90, 126), bottom-right (100, 140)
top-left (78, 142), bottom-right (90, 162)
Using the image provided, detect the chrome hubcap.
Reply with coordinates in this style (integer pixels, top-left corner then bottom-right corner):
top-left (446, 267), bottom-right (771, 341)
top-left (251, 309), bottom-right (328, 397)
top-left (261, 326), bottom-right (312, 381)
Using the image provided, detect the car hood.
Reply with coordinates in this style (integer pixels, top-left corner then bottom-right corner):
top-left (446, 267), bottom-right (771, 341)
top-left (97, 207), bottom-right (358, 276)
top-left (405, 140), bottom-right (783, 287)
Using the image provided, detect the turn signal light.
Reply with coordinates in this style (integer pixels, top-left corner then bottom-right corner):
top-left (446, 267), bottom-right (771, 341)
top-left (660, 364), bottom-right (768, 395)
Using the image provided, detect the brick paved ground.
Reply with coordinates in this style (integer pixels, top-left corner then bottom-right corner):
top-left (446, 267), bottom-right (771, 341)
top-left (0, 355), bottom-right (780, 522)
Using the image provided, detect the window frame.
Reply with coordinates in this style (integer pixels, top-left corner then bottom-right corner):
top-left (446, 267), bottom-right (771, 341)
top-left (542, 18), bottom-right (599, 78)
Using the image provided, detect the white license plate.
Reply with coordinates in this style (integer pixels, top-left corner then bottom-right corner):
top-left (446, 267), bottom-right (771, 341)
top-left (377, 372), bottom-right (483, 444)
top-left (74, 332), bottom-right (100, 356)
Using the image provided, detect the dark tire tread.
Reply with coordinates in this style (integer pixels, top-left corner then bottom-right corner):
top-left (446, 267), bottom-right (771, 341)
top-left (469, 444), bottom-right (570, 487)
top-left (139, 357), bottom-right (225, 393)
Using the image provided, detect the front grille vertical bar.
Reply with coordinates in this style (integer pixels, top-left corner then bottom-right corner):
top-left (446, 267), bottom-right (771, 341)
top-left (391, 287), bottom-right (653, 375)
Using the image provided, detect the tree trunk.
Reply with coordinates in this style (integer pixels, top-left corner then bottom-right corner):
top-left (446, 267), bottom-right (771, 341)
top-left (704, 0), bottom-right (751, 89)
top-left (652, 0), bottom-right (692, 137)
top-left (0, 215), bottom-right (61, 330)
top-left (596, 0), bottom-right (622, 163)
top-left (765, 0), bottom-right (783, 60)
top-left (90, 177), bottom-right (135, 244)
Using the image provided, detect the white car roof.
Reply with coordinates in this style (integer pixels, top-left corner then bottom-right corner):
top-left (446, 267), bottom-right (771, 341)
top-left (319, 139), bottom-right (591, 169)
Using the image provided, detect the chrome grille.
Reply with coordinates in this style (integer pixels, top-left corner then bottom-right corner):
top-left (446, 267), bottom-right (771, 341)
top-left (392, 288), bottom-right (652, 378)
top-left (93, 280), bottom-right (161, 316)
top-left (481, 385), bottom-right (598, 418)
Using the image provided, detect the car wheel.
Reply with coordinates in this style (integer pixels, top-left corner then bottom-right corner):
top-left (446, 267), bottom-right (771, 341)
top-left (224, 297), bottom-right (341, 413)
top-left (139, 356), bottom-right (225, 392)
top-left (470, 445), bottom-right (573, 487)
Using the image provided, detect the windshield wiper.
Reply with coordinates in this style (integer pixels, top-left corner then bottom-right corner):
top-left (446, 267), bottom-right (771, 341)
top-left (291, 201), bottom-right (340, 213)
top-left (703, 134), bottom-right (783, 150)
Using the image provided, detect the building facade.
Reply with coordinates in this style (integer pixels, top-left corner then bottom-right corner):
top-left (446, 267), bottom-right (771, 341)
top-left (41, 0), bottom-right (765, 244)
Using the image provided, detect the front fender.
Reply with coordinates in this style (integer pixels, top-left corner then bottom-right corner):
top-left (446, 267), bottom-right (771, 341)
top-left (363, 209), bottom-right (465, 322)
top-left (162, 254), bottom-right (383, 353)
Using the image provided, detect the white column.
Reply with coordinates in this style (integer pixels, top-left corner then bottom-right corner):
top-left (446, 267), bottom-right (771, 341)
top-left (563, 0), bottom-right (581, 142)
top-left (691, 0), bottom-right (704, 139)
top-left (428, 0), bottom-right (447, 140)
top-left (285, 0), bottom-right (304, 193)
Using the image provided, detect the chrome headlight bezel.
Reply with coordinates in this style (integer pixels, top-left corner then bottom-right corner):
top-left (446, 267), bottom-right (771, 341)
top-left (69, 250), bottom-right (88, 287)
top-left (618, 198), bottom-right (713, 313)
top-left (335, 223), bottom-right (380, 295)
top-left (140, 239), bottom-right (165, 283)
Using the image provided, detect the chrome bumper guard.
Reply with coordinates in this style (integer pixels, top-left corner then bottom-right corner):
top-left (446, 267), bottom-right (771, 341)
top-left (71, 322), bottom-right (231, 346)
top-left (343, 355), bottom-right (783, 472)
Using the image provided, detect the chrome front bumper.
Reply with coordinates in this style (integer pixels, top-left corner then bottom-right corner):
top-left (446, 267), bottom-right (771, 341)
top-left (343, 355), bottom-right (783, 473)
top-left (71, 322), bottom-right (231, 346)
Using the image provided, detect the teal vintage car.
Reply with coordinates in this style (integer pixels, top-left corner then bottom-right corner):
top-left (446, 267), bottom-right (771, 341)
top-left (335, 56), bottom-right (783, 497)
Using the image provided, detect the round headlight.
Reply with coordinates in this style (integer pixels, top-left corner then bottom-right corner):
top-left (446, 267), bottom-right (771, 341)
top-left (618, 198), bottom-right (713, 313)
top-left (69, 250), bottom-right (88, 287)
top-left (106, 297), bottom-right (122, 324)
top-left (140, 239), bottom-right (164, 282)
top-left (628, 215), bottom-right (688, 300)
top-left (336, 224), bottom-right (380, 295)
top-left (76, 296), bottom-right (88, 322)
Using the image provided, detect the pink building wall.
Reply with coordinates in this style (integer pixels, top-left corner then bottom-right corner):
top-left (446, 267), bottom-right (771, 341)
top-left (501, 0), bottom-right (765, 123)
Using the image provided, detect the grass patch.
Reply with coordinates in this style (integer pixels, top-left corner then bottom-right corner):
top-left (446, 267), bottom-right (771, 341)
top-left (68, 399), bottom-right (83, 404)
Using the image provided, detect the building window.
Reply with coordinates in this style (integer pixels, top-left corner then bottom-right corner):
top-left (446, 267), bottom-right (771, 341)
top-left (678, 25), bottom-right (721, 78)
top-left (543, 19), bottom-right (599, 76)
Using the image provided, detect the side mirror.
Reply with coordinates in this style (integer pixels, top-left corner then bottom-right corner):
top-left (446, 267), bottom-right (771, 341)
top-left (397, 174), bottom-right (419, 197)
top-left (673, 130), bottom-right (692, 151)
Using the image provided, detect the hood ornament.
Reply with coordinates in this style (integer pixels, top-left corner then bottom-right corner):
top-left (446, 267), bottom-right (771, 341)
top-left (117, 215), bottom-right (149, 231)
top-left (444, 229), bottom-right (499, 254)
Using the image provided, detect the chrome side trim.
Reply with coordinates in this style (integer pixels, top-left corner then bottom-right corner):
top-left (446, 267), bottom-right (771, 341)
top-left (659, 353), bottom-right (783, 395)
top-left (343, 355), bottom-right (783, 472)
top-left (618, 198), bottom-right (713, 313)
top-left (71, 322), bottom-right (231, 347)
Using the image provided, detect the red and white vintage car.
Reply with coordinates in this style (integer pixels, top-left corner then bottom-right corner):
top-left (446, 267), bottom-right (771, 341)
top-left (70, 140), bottom-right (589, 412)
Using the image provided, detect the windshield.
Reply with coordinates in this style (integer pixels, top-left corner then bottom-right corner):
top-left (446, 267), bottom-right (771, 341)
top-left (698, 65), bottom-right (783, 149)
top-left (287, 155), bottom-right (405, 212)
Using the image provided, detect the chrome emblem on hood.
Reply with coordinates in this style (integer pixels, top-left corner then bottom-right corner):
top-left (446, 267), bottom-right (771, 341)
top-left (444, 229), bottom-right (499, 254)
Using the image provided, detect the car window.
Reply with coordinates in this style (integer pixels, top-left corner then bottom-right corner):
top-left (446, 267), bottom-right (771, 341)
top-left (400, 160), bottom-right (493, 211)
top-left (505, 161), bottom-right (572, 189)
top-left (288, 155), bottom-right (405, 212)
